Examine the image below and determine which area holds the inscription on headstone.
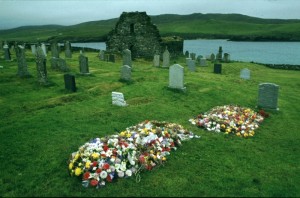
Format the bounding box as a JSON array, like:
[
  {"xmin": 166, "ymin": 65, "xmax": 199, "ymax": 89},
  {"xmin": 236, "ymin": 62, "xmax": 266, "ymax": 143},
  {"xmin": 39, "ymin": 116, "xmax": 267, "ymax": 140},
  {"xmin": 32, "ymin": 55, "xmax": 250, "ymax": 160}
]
[
  {"xmin": 169, "ymin": 64, "xmax": 186, "ymax": 91},
  {"xmin": 64, "ymin": 74, "xmax": 76, "ymax": 92},
  {"xmin": 112, "ymin": 92, "xmax": 127, "ymax": 106},
  {"xmin": 257, "ymin": 83, "xmax": 279, "ymax": 110}
]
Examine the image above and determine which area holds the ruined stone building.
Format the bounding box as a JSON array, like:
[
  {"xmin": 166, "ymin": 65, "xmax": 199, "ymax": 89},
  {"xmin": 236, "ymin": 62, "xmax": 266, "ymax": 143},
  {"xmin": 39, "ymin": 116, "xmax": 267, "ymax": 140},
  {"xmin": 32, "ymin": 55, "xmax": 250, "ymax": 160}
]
[{"xmin": 106, "ymin": 12, "xmax": 162, "ymax": 59}]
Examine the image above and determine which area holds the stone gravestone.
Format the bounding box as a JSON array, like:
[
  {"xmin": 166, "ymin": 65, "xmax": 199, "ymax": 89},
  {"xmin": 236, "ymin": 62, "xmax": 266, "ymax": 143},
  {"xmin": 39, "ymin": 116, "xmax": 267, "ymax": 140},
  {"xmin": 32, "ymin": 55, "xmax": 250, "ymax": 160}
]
[
  {"xmin": 186, "ymin": 57, "xmax": 192, "ymax": 65},
  {"xmin": 153, "ymin": 54, "xmax": 160, "ymax": 67},
  {"xmin": 51, "ymin": 42, "xmax": 59, "ymax": 58},
  {"xmin": 169, "ymin": 64, "xmax": 186, "ymax": 91},
  {"xmin": 99, "ymin": 50, "xmax": 105, "ymax": 61},
  {"xmin": 79, "ymin": 54, "xmax": 90, "ymax": 75},
  {"xmin": 3, "ymin": 44, "xmax": 11, "ymax": 61},
  {"xmin": 51, "ymin": 58, "xmax": 70, "ymax": 72},
  {"xmin": 15, "ymin": 44, "xmax": 31, "ymax": 77},
  {"xmin": 41, "ymin": 43, "xmax": 47, "ymax": 56},
  {"xmin": 187, "ymin": 59, "xmax": 196, "ymax": 72},
  {"xmin": 257, "ymin": 83, "xmax": 279, "ymax": 110},
  {"xmin": 31, "ymin": 45, "xmax": 36, "ymax": 55},
  {"xmin": 214, "ymin": 63, "xmax": 222, "ymax": 74},
  {"xmin": 240, "ymin": 68, "xmax": 250, "ymax": 80},
  {"xmin": 36, "ymin": 46, "xmax": 48, "ymax": 85},
  {"xmin": 184, "ymin": 50, "xmax": 189, "ymax": 58},
  {"xmin": 120, "ymin": 65, "xmax": 131, "ymax": 81},
  {"xmin": 64, "ymin": 74, "xmax": 76, "ymax": 92},
  {"xmin": 109, "ymin": 54, "xmax": 115, "ymax": 63},
  {"xmin": 200, "ymin": 58, "xmax": 207, "ymax": 66},
  {"xmin": 112, "ymin": 92, "xmax": 127, "ymax": 106},
  {"xmin": 223, "ymin": 53, "xmax": 230, "ymax": 62},
  {"xmin": 122, "ymin": 49, "xmax": 132, "ymax": 67},
  {"xmin": 216, "ymin": 46, "xmax": 223, "ymax": 62},
  {"xmin": 162, "ymin": 47, "xmax": 170, "ymax": 68},
  {"xmin": 190, "ymin": 53, "xmax": 196, "ymax": 60},
  {"xmin": 65, "ymin": 41, "xmax": 72, "ymax": 58},
  {"xmin": 210, "ymin": 53, "xmax": 215, "ymax": 62},
  {"xmin": 196, "ymin": 55, "xmax": 203, "ymax": 64}
]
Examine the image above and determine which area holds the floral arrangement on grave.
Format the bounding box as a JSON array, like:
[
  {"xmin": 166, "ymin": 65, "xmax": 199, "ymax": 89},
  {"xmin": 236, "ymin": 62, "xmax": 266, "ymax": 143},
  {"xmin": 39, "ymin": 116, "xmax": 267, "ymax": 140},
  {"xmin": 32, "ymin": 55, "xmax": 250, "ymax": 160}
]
[
  {"xmin": 189, "ymin": 105, "xmax": 269, "ymax": 137},
  {"xmin": 68, "ymin": 120, "xmax": 199, "ymax": 188}
]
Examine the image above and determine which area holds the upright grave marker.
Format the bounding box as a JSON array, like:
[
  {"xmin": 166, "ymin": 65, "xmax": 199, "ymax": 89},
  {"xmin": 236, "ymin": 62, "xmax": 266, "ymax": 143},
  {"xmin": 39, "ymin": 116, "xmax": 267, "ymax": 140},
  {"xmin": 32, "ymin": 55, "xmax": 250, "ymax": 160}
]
[
  {"xmin": 65, "ymin": 41, "xmax": 72, "ymax": 58},
  {"xmin": 36, "ymin": 46, "xmax": 48, "ymax": 85},
  {"xmin": 122, "ymin": 49, "xmax": 132, "ymax": 67},
  {"xmin": 187, "ymin": 59, "xmax": 196, "ymax": 72},
  {"xmin": 214, "ymin": 63, "xmax": 222, "ymax": 74},
  {"xmin": 3, "ymin": 44, "xmax": 11, "ymax": 61},
  {"xmin": 162, "ymin": 47, "xmax": 170, "ymax": 68},
  {"xmin": 112, "ymin": 92, "xmax": 127, "ymax": 106},
  {"xmin": 120, "ymin": 65, "xmax": 131, "ymax": 81},
  {"xmin": 240, "ymin": 68, "xmax": 250, "ymax": 80},
  {"xmin": 169, "ymin": 64, "xmax": 186, "ymax": 91},
  {"xmin": 41, "ymin": 43, "xmax": 47, "ymax": 56},
  {"xmin": 190, "ymin": 53, "xmax": 196, "ymax": 60},
  {"xmin": 51, "ymin": 42, "xmax": 59, "ymax": 58},
  {"xmin": 200, "ymin": 58, "xmax": 207, "ymax": 66},
  {"xmin": 64, "ymin": 74, "xmax": 77, "ymax": 92},
  {"xmin": 15, "ymin": 44, "xmax": 31, "ymax": 77},
  {"xmin": 153, "ymin": 54, "xmax": 160, "ymax": 67},
  {"xmin": 79, "ymin": 54, "xmax": 90, "ymax": 75},
  {"xmin": 257, "ymin": 83, "xmax": 279, "ymax": 110}
]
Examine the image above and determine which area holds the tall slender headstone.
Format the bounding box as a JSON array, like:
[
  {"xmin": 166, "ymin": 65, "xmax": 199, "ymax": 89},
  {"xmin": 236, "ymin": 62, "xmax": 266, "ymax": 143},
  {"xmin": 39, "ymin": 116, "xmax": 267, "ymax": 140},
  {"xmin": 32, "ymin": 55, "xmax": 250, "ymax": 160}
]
[
  {"xmin": 162, "ymin": 47, "xmax": 170, "ymax": 68},
  {"xmin": 169, "ymin": 64, "xmax": 186, "ymax": 91},
  {"xmin": 257, "ymin": 83, "xmax": 279, "ymax": 110},
  {"xmin": 31, "ymin": 45, "xmax": 36, "ymax": 55},
  {"xmin": 51, "ymin": 42, "xmax": 59, "ymax": 58},
  {"xmin": 216, "ymin": 46, "xmax": 223, "ymax": 62},
  {"xmin": 3, "ymin": 44, "xmax": 11, "ymax": 61},
  {"xmin": 41, "ymin": 43, "xmax": 47, "ymax": 56},
  {"xmin": 36, "ymin": 46, "xmax": 48, "ymax": 85},
  {"xmin": 64, "ymin": 74, "xmax": 76, "ymax": 92},
  {"xmin": 153, "ymin": 54, "xmax": 160, "ymax": 67},
  {"xmin": 190, "ymin": 53, "xmax": 196, "ymax": 60},
  {"xmin": 184, "ymin": 50, "xmax": 189, "ymax": 58},
  {"xmin": 187, "ymin": 59, "xmax": 196, "ymax": 72},
  {"xmin": 120, "ymin": 65, "xmax": 131, "ymax": 81},
  {"xmin": 122, "ymin": 49, "xmax": 132, "ymax": 67},
  {"xmin": 15, "ymin": 44, "xmax": 31, "ymax": 77},
  {"xmin": 99, "ymin": 50, "xmax": 105, "ymax": 60},
  {"xmin": 210, "ymin": 53, "xmax": 215, "ymax": 62},
  {"xmin": 79, "ymin": 54, "xmax": 90, "ymax": 75},
  {"xmin": 65, "ymin": 41, "xmax": 72, "ymax": 58}
]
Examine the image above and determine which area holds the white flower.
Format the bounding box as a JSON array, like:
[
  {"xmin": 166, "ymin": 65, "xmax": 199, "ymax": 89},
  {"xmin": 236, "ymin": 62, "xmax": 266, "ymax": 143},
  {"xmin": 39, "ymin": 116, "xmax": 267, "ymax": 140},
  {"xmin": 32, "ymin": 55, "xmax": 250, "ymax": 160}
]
[
  {"xmin": 125, "ymin": 169, "xmax": 132, "ymax": 177},
  {"xmin": 118, "ymin": 171, "xmax": 124, "ymax": 178},
  {"xmin": 100, "ymin": 171, "xmax": 107, "ymax": 179}
]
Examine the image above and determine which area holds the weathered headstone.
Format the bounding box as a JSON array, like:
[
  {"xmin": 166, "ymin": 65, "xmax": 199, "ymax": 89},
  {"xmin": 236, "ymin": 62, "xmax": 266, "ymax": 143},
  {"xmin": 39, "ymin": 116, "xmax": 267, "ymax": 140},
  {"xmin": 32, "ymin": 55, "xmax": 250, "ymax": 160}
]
[
  {"xmin": 65, "ymin": 41, "xmax": 72, "ymax": 58},
  {"xmin": 162, "ymin": 47, "xmax": 170, "ymax": 68},
  {"xmin": 51, "ymin": 57, "xmax": 70, "ymax": 72},
  {"xmin": 214, "ymin": 63, "xmax": 222, "ymax": 74},
  {"xmin": 187, "ymin": 59, "xmax": 196, "ymax": 72},
  {"xmin": 15, "ymin": 44, "xmax": 31, "ymax": 77},
  {"xmin": 31, "ymin": 45, "xmax": 36, "ymax": 55},
  {"xmin": 184, "ymin": 50, "xmax": 189, "ymax": 57},
  {"xmin": 120, "ymin": 65, "xmax": 131, "ymax": 81},
  {"xmin": 223, "ymin": 53, "xmax": 230, "ymax": 62},
  {"xmin": 190, "ymin": 53, "xmax": 196, "ymax": 60},
  {"xmin": 240, "ymin": 68, "xmax": 250, "ymax": 80},
  {"xmin": 257, "ymin": 83, "xmax": 279, "ymax": 110},
  {"xmin": 186, "ymin": 58, "xmax": 192, "ymax": 65},
  {"xmin": 153, "ymin": 54, "xmax": 160, "ymax": 67},
  {"xmin": 64, "ymin": 74, "xmax": 76, "ymax": 92},
  {"xmin": 3, "ymin": 44, "xmax": 11, "ymax": 61},
  {"xmin": 51, "ymin": 42, "xmax": 59, "ymax": 58},
  {"xmin": 112, "ymin": 91, "xmax": 127, "ymax": 106},
  {"xmin": 109, "ymin": 54, "xmax": 115, "ymax": 63},
  {"xmin": 41, "ymin": 43, "xmax": 47, "ymax": 56},
  {"xmin": 99, "ymin": 50, "xmax": 105, "ymax": 61},
  {"xmin": 200, "ymin": 58, "xmax": 207, "ymax": 66},
  {"xmin": 196, "ymin": 55, "xmax": 203, "ymax": 63},
  {"xmin": 169, "ymin": 64, "xmax": 186, "ymax": 91},
  {"xmin": 216, "ymin": 46, "xmax": 223, "ymax": 61},
  {"xmin": 210, "ymin": 53, "xmax": 215, "ymax": 62},
  {"xmin": 122, "ymin": 49, "xmax": 132, "ymax": 67},
  {"xmin": 36, "ymin": 46, "xmax": 48, "ymax": 85},
  {"xmin": 79, "ymin": 54, "xmax": 89, "ymax": 75}
]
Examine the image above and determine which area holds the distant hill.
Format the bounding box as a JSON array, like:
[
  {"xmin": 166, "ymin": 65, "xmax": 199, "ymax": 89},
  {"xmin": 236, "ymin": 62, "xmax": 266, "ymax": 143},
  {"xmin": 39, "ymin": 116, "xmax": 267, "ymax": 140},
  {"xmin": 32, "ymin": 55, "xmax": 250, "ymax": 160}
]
[{"xmin": 1, "ymin": 13, "xmax": 300, "ymax": 42}]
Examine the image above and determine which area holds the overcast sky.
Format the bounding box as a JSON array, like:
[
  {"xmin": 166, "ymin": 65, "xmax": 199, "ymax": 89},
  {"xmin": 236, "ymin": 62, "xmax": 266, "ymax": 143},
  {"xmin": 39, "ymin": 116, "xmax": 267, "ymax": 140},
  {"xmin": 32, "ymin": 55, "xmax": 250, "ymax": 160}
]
[{"xmin": 1, "ymin": 0, "xmax": 300, "ymax": 30}]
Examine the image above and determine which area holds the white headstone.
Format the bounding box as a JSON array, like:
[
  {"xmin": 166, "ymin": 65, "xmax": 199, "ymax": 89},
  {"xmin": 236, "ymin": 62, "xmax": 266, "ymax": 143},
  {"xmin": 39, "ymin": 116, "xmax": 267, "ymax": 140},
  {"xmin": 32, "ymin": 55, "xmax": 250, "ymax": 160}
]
[
  {"xmin": 169, "ymin": 64, "xmax": 186, "ymax": 91},
  {"xmin": 31, "ymin": 45, "xmax": 36, "ymax": 54},
  {"xmin": 41, "ymin": 43, "xmax": 47, "ymax": 57},
  {"xmin": 240, "ymin": 68, "xmax": 250, "ymax": 80},
  {"xmin": 112, "ymin": 92, "xmax": 128, "ymax": 106},
  {"xmin": 153, "ymin": 54, "xmax": 160, "ymax": 67}
]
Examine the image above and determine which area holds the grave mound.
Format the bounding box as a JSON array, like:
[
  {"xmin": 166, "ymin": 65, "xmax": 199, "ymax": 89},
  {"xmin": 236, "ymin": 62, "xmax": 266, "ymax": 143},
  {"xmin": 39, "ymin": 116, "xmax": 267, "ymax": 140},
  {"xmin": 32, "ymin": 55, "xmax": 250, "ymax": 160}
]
[
  {"xmin": 68, "ymin": 120, "xmax": 199, "ymax": 188},
  {"xmin": 189, "ymin": 105, "xmax": 268, "ymax": 137}
]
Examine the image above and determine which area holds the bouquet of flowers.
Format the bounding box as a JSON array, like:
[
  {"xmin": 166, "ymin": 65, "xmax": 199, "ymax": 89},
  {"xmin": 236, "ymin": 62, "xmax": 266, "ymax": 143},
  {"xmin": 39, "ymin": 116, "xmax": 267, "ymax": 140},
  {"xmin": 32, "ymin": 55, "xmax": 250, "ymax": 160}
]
[
  {"xmin": 189, "ymin": 105, "xmax": 267, "ymax": 137},
  {"xmin": 68, "ymin": 120, "xmax": 200, "ymax": 188}
]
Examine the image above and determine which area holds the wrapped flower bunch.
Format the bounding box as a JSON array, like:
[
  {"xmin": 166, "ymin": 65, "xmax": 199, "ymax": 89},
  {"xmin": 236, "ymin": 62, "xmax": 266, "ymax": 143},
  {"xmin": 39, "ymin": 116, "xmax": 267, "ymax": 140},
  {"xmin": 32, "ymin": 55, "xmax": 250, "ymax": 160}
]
[
  {"xmin": 189, "ymin": 105, "xmax": 267, "ymax": 137},
  {"xmin": 68, "ymin": 120, "xmax": 200, "ymax": 188}
]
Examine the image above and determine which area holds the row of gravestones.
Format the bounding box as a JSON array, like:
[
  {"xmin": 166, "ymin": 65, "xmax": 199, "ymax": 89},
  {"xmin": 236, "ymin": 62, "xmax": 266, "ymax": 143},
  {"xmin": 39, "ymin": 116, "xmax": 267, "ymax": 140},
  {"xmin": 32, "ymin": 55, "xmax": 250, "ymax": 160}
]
[{"xmin": 184, "ymin": 46, "xmax": 230, "ymax": 64}]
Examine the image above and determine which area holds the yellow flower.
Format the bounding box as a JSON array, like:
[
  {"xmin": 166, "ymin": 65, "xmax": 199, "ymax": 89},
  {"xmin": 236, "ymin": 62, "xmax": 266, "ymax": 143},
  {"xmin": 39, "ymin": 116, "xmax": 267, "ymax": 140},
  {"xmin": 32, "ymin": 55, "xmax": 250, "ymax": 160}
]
[
  {"xmin": 69, "ymin": 162, "xmax": 73, "ymax": 170},
  {"xmin": 126, "ymin": 133, "xmax": 131, "ymax": 138},
  {"xmin": 91, "ymin": 153, "xmax": 99, "ymax": 159},
  {"xmin": 221, "ymin": 124, "xmax": 226, "ymax": 129},
  {"xmin": 236, "ymin": 132, "xmax": 241, "ymax": 136},
  {"xmin": 85, "ymin": 161, "xmax": 91, "ymax": 169},
  {"xmin": 162, "ymin": 157, "xmax": 166, "ymax": 161},
  {"xmin": 244, "ymin": 133, "xmax": 249, "ymax": 137},
  {"xmin": 75, "ymin": 167, "xmax": 82, "ymax": 176},
  {"xmin": 74, "ymin": 153, "xmax": 80, "ymax": 160},
  {"xmin": 152, "ymin": 129, "xmax": 156, "ymax": 133},
  {"xmin": 150, "ymin": 150, "xmax": 154, "ymax": 154},
  {"xmin": 226, "ymin": 128, "xmax": 231, "ymax": 133}
]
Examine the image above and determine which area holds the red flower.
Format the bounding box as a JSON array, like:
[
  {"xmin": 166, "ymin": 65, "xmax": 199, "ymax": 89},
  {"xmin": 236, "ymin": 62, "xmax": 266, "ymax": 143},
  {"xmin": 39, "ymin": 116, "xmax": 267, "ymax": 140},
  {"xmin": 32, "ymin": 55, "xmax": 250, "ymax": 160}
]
[
  {"xmin": 106, "ymin": 174, "xmax": 113, "ymax": 182},
  {"xmin": 92, "ymin": 161, "xmax": 98, "ymax": 167},
  {"xmin": 139, "ymin": 155, "xmax": 145, "ymax": 163},
  {"xmin": 90, "ymin": 179, "xmax": 98, "ymax": 186},
  {"xmin": 96, "ymin": 168, "xmax": 102, "ymax": 174},
  {"xmin": 83, "ymin": 172, "xmax": 90, "ymax": 180},
  {"xmin": 146, "ymin": 165, "xmax": 152, "ymax": 170},
  {"xmin": 102, "ymin": 163, "xmax": 110, "ymax": 170},
  {"xmin": 103, "ymin": 145, "xmax": 109, "ymax": 152},
  {"xmin": 101, "ymin": 153, "xmax": 106, "ymax": 158}
]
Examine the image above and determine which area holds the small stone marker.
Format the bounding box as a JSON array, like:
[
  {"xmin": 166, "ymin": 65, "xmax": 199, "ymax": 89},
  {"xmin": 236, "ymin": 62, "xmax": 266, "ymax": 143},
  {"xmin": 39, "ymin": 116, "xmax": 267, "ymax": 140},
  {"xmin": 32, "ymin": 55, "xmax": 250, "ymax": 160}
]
[
  {"xmin": 162, "ymin": 47, "xmax": 170, "ymax": 68},
  {"xmin": 112, "ymin": 92, "xmax": 127, "ymax": 106},
  {"xmin": 184, "ymin": 50, "xmax": 189, "ymax": 57},
  {"xmin": 120, "ymin": 65, "xmax": 131, "ymax": 81},
  {"xmin": 210, "ymin": 53, "xmax": 215, "ymax": 62},
  {"xmin": 51, "ymin": 57, "xmax": 70, "ymax": 72},
  {"xmin": 217, "ymin": 46, "xmax": 223, "ymax": 61},
  {"xmin": 169, "ymin": 64, "xmax": 186, "ymax": 91},
  {"xmin": 190, "ymin": 53, "xmax": 196, "ymax": 60},
  {"xmin": 99, "ymin": 50, "xmax": 105, "ymax": 61},
  {"xmin": 3, "ymin": 44, "xmax": 11, "ymax": 61},
  {"xmin": 240, "ymin": 68, "xmax": 250, "ymax": 80},
  {"xmin": 200, "ymin": 58, "xmax": 207, "ymax": 66},
  {"xmin": 186, "ymin": 57, "xmax": 192, "ymax": 65},
  {"xmin": 79, "ymin": 54, "xmax": 90, "ymax": 75},
  {"xmin": 31, "ymin": 45, "xmax": 36, "ymax": 54},
  {"xmin": 41, "ymin": 43, "xmax": 47, "ymax": 56},
  {"xmin": 122, "ymin": 49, "xmax": 132, "ymax": 67},
  {"xmin": 257, "ymin": 83, "xmax": 279, "ymax": 110},
  {"xmin": 65, "ymin": 41, "xmax": 72, "ymax": 58},
  {"xmin": 64, "ymin": 74, "xmax": 76, "ymax": 92},
  {"xmin": 214, "ymin": 63, "xmax": 222, "ymax": 74},
  {"xmin": 187, "ymin": 59, "xmax": 196, "ymax": 72},
  {"xmin": 223, "ymin": 53, "xmax": 230, "ymax": 62},
  {"xmin": 153, "ymin": 54, "xmax": 160, "ymax": 67}
]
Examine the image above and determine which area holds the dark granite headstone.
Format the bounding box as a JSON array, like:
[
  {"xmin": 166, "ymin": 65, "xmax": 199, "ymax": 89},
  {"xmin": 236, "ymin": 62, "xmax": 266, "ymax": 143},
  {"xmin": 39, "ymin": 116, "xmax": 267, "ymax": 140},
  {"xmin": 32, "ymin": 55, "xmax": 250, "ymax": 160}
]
[
  {"xmin": 109, "ymin": 54, "xmax": 115, "ymax": 63},
  {"xmin": 214, "ymin": 63, "xmax": 222, "ymax": 74},
  {"xmin": 64, "ymin": 74, "xmax": 76, "ymax": 92}
]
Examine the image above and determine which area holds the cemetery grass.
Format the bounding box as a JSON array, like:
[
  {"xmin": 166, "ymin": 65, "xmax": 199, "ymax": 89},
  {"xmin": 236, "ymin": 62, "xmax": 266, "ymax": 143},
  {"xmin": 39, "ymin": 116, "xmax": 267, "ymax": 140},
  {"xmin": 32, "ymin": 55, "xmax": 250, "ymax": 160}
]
[{"xmin": 0, "ymin": 51, "xmax": 299, "ymax": 197}]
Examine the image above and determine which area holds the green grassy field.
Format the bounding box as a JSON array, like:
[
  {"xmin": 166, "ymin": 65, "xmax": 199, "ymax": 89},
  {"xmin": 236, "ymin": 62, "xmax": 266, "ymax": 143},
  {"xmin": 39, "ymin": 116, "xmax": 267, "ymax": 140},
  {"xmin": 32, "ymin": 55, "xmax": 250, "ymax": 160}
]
[{"xmin": 0, "ymin": 49, "xmax": 299, "ymax": 197}]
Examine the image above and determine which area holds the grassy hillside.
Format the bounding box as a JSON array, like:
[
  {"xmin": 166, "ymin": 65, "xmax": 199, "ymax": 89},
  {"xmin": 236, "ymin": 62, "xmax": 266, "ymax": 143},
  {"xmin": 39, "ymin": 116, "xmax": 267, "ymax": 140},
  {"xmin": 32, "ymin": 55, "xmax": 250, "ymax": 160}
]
[
  {"xmin": 0, "ymin": 49, "xmax": 299, "ymax": 197},
  {"xmin": 1, "ymin": 13, "xmax": 300, "ymax": 42}
]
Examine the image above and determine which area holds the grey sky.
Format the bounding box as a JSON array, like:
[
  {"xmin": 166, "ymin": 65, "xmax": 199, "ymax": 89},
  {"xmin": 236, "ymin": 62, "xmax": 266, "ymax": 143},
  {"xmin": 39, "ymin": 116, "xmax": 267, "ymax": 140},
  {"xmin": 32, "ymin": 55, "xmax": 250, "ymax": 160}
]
[{"xmin": 1, "ymin": 0, "xmax": 300, "ymax": 30}]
